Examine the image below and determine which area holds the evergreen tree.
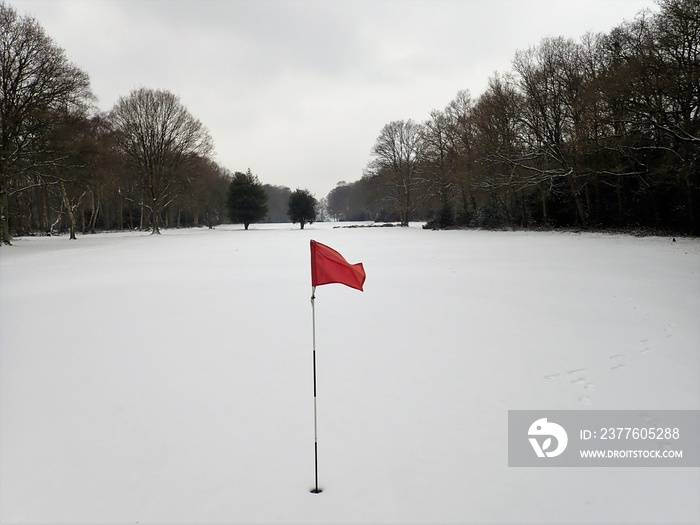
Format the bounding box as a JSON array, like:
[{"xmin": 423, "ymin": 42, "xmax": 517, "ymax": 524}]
[
  {"xmin": 226, "ymin": 170, "xmax": 268, "ymax": 229},
  {"xmin": 287, "ymin": 189, "xmax": 317, "ymax": 229}
]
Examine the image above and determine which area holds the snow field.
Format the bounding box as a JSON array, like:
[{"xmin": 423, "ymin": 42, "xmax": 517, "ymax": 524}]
[{"xmin": 1, "ymin": 224, "xmax": 699, "ymax": 523}]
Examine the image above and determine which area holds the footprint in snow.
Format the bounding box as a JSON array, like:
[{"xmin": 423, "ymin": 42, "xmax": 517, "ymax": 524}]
[
  {"xmin": 663, "ymin": 323, "xmax": 675, "ymax": 339},
  {"xmin": 611, "ymin": 363, "xmax": 626, "ymax": 371}
]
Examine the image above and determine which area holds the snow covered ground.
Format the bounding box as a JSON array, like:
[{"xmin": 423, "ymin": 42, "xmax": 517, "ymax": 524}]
[{"xmin": 1, "ymin": 223, "xmax": 699, "ymax": 524}]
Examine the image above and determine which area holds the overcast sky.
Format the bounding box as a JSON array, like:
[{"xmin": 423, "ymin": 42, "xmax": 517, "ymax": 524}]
[{"xmin": 12, "ymin": 0, "xmax": 658, "ymax": 198}]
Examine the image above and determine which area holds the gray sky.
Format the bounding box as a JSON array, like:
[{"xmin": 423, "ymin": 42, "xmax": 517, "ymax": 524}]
[{"xmin": 12, "ymin": 0, "xmax": 658, "ymax": 198}]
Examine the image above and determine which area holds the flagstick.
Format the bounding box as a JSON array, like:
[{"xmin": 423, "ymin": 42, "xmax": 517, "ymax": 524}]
[{"xmin": 310, "ymin": 286, "xmax": 322, "ymax": 494}]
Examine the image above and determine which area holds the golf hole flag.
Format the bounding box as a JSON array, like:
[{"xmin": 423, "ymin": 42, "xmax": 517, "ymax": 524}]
[
  {"xmin": 308, "ymin": 240, "xmax": 365, "ymax": 493},
  {"xmin": 310, "ymin": 240, "xmax": 366, "ymax": 291}
]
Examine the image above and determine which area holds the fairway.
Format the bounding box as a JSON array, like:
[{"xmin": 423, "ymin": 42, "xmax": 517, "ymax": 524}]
[{"xmin": 1, "ymin": 224, "xmax": 699, "ymax": 523}]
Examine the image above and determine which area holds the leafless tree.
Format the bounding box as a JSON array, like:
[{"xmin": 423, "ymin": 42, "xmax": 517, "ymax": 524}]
[
  {"xmin": 367, "ymin": 119, "xmax": 426, "ymax": 226},
  {"xmin": 0, "ymin": 2, "xmax": 93, "ymax": 244},
  {"xmin": 612, "ymin": 0, "xmax": 700, "ymax": 231},
  {"xmin": 110, "ymin": 87, "xmax": 213, "ymax": 234},
  {"xmin": 422, "ymin": 109, "xmax": 456, "ymax": 218},
  {"xmin": 512, "ymin": 37, "xmax": 591, "ymax": 227},
  {"xmin": 444, "ymin": 89, "xmax": 482, "ymax": 220},
  {"xmin": 470, "ymin": 73, "xmax": 531, "ymax": 225}
]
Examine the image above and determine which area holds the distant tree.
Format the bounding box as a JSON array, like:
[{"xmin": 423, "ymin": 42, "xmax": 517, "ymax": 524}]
[
  {"xmin": 513, "ymin": 37, "xmax": 589, "ymax": 228},
  {"xmin": 170, "ymin": 157, "xmax": 228, "ymax": 229},
  {"xmin": 327, "ymin": 181, "xmax": 351, "ymax": 221},
  {"xmin": 470, "ymin": 73, "xmax": 527, "ymax": 226},
  {"xmin": 226, "ymin": 169, "xmax": 268, "ymax": 229},
  {"xmin": 422, "ymin": 107, "xmax": 461, "ymax": 227},
  {"xmin": 367, "ymin": 119, "xmax": 426, "ymax": 226},
  {"xmin": 262, "ymin": 184, "xmax": 292, "ymax": 222},
  {"xmin": 110, "ymin": 87, "xmax": 213, "ymax": 234},
  {"xmin": 0, "ymin": 2, "xmax": 93, "ymax": 244},
  {"xmin": 444, "ymin": 89, "xmax": 479, "ymax": 223},
  {"xmin": 288, "ymin": 189, "xmax": 317, "ymax": 229}
]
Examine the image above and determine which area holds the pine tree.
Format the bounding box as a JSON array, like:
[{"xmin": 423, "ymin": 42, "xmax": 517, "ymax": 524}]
[
  {"xmin": 226, "ymin": 170, "xmax": 268, "ymax": 229},
  {"xmin": 287, "ymin": 189, "xmax": 317, "ymax": 229}
]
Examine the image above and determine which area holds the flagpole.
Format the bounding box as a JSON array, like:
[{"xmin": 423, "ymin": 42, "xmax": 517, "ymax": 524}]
[{"xmin": 310, "ymin": 286, "xmax": 322, "ymax": 494}]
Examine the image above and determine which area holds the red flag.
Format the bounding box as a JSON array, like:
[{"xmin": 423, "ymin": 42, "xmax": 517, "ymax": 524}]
[{"xmin": 310, "ymin": 240, "xmax": 365, "ymax": 291}]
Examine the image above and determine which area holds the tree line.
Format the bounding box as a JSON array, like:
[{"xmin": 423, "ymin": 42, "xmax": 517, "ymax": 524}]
[
  {"xmin": 329, "ymin": 0, "xmax": 698, "ymax": 234},
  {"xmin": 2, "ymin": 0, "xmax": 697, "ymax": 243},
  {"xmin": 0, "ymin": 2, "xmax": 322, "ymax": 244}
]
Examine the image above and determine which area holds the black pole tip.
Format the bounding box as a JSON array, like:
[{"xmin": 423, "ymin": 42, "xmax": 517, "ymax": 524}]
[{"xmin": 310, "ymin": 488, "xmax": 323, "ymax": 494}]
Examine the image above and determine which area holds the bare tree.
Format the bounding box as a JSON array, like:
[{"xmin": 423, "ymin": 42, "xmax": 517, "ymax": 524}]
[
  {"xmin": 513, "ymin": 37, "xmax": 590, "ymax": 227},
  {"xmin": 367, "ymin": 119, "xmax": 426, "ymax": 226},
  {"xmin": 471, "ymin": 73, "xmax": 530, "ymax": 225},
  {"xmin": 326, "ymin": 181, "xmax": 351, "ymax": 221},
  {"xmin": 422, "ymin": 109, "xmax": 456, "ymax": 222},
  {"xmin": 444, "ymin": 89, "xmax": 481, "ymax": 221},
  {"xmin": 0, "ymin": 2, "xmax": 93, "ymax": 244},
  {"xmin": 613, "ymin": 0, "xmax": 700, "ymax": 232},
  {"xmin": 110, "ymin": 87, "xmax": 213, "ymax": 234}
]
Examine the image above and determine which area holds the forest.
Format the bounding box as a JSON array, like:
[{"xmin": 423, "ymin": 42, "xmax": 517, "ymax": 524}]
[
  {"xmin": 1, "ymin": 0, "xmax": 698, "ymax": 244},
  {"xmin": 332, "ymin": 0, "xmax": 699, "ymax": 234}
]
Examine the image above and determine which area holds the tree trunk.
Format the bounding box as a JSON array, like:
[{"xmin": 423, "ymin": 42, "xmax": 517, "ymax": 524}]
[
  {"xmin": 79, "ymin": 198, "xmax": 86, "ymax": 235},
  {"xmin": 42, "ymin": 184, "xmax": 51, "ymax": 235},
  {"xmin": 684, "ymin": 168, "xmax": 696, "ymax": 234},
  {"xmin": 594, "ymin": 174, "xmax": 601, "ymax": 226},
  {"xmin": 540, "ymin": 182, "xmax": 549, "ymax": 225},
  {"xmin": 59, "ymin": 181, "xmax": 77, "ymax": 240},
  {"xmin": 567, "ymin": 174, "xmax": 588, "ymax": 228},
  {"xmin": 89, "ymin": 191, "xmax": 100, "ymax": 233},
  {"xmin": 118, "ymin": 193, "xmax": 124, "ymax": 231},
  {"xmin": 139, "ymin": 197, "xmax": 146, "ymax": 231},
  {"xmin": 103, "ymin": 199, "xmax": 110, "ymax": 231},
  {"xmin": 520, "ymin": 188, "xmax": 528, "ymax": 226},
  {"xmin": 403, "ymin": 179, "xmax": 411, "ymax": 226},
  {"xmin": 51, "ymin": 200, "xmax": 63, "ymax": 234},
  {"xmin": 152, "ymin": 197, "xmax": 161, "ymax": 234},
  {"xmin": 0, "ymin": 173, "xmax": 12, "ymax": 245}
]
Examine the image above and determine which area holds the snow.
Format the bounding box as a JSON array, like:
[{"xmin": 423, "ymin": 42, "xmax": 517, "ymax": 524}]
[{"xmin": 1, "ymin": 223, "xmax": 699, "ymax": 524}]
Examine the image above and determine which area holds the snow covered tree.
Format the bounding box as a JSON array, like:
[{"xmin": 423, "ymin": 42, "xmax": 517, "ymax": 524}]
[{"xmin": 226, "ymin": 169, "xmax": 268, "ymax": 229}]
